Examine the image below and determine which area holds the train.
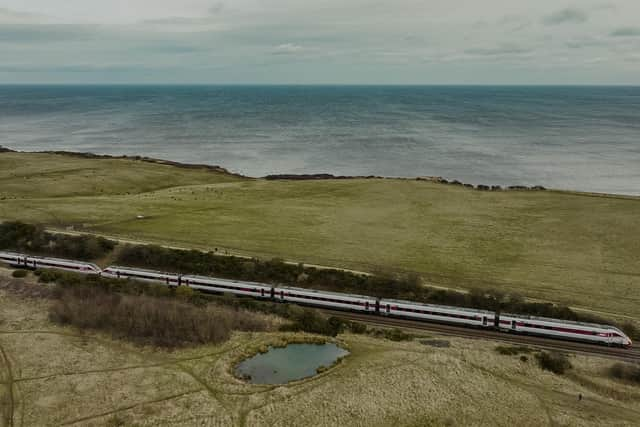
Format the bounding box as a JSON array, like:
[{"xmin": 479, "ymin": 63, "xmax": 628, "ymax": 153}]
[{"xmin": 0, "ymin": 250, "xmax": 632, "ymax": 348}]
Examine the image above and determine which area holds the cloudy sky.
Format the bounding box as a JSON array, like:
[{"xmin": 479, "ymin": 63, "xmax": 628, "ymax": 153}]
[{"xmin": 1, "ymin": 0, "xmax": 639, "ymax": 84}]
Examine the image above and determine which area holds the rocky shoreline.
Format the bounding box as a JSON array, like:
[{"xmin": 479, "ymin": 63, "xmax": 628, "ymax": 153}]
[{"xmin": 2, "ymin": 146, "xmax": 546, "ymax": 191}]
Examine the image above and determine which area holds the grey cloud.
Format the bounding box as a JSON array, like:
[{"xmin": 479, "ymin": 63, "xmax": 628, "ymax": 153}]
[
  {"xmin": 0, "ymin": 25, "xmax": 98, "ymax": 43},
  {"xmin": 610, "ymin": 27, "xmax": 640, "ymax": 37},
  {"xmin": 542, "ymin": 8, "xmax": 588, "ymax": 26},
  {"xmin": 464, "ymin": 44, "xmax": 533, "ymax": 56},
  {"xmin": 0, "ymin": 64, "xmax": 146, "ymax": 73},
  {"xmin": 566, "ymin": 37, "xmax": 607, "ymax": 49},
  {"xmin": 208, "ymin": 3, "xmax": 225, "ymax": 15},
  {"xmin": 271, "ymin": 43, "xmax": 306, "ymax": 55}
]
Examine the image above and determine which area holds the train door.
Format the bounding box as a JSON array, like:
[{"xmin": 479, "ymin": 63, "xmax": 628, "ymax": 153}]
[
  {"xmin": 482, "ymin": 316, "xmax": 488, "ymax": 326},
  {"xmin": 365, "ymin": 301, "xmax": 369, "ymax": 311},
  {"xmin": 385, "ymin": 304, "xmax": 390, "ymax": 314},
  {"xmin": 261, "ymin": 288, "xmax": 265, "ymax": 298},
  {"xmin": 280, "ymin": 290, "xmax": 284, "ymax": 300},
  {"xmin": 511, "ymin": 320, "xmax": 517, "ymax": 331}
]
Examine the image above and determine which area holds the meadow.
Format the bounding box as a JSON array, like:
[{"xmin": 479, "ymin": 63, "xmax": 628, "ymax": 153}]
[
  {"xmin": 1, "ymin": 269, "xmax": 639, "ymax": 426},
  {"xmin": 1, "ymin": 152, "xmax": 639, "ymax": 318}
]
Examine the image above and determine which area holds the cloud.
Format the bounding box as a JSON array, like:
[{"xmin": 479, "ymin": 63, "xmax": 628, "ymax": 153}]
[
  {"xmin": 464, "ymin": 44, "xmax": 533, "ymax": 57},
  {"xmin": 565, "ymin": 37, "xmax": 607, "ymax": 49},
  {"xmin": 542, "ymin": 8, "xmax": 588, "ymax": 26},
  {"xmin": 0, "ymin": 64, "xmax": 146, "ymax": 73},
  {"xmin": 610, "ymin": 27, "xmax": 640, "ymax": 37},
  {"xmin": 272, "ymin": 43, "xmax": 306, "ymax": 55},
  {"xmin": 0, "ymin": 25, "xmax": 98, "ymax": 43}
]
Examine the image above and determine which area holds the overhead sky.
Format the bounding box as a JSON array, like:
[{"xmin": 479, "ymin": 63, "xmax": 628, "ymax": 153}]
[{"xmin": 1, "ymin": 1, "xmax": 639, "ymax": 84}]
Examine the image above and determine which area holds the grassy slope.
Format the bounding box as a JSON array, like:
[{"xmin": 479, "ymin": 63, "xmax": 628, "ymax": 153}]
[
  {"xmin": 1, "ymin": 275, "xmax": 639, "ymax": 426},
  {"xmin": 1, "ymin": 152, "xmax": 639, "ymax": 317}
]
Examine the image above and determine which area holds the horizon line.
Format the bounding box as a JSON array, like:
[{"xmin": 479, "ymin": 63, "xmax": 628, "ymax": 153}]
[{"xmin": 1, "ymin": 83, "xmax": 640, "ymax": 87}]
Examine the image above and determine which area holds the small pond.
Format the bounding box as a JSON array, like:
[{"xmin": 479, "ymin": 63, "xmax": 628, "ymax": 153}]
[{"xmin": 235, "ymin": 343, "xmax": 349, "ymax": 384}]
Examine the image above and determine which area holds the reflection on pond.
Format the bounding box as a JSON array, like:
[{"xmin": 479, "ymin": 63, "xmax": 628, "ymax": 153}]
[{"xmin": 236, "ymin": 343, "xmax": 349, "ymax": 384}]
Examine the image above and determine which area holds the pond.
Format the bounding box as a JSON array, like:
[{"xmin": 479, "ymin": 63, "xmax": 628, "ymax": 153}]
[{"xmin": 235, "ymin": 342, "xmax": 349, "ymax": 384}]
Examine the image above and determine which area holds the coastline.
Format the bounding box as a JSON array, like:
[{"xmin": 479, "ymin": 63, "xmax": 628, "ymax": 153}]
[
  {"xmin": 3, "ymin": 145, "xmax": 640, "ymax": 199},
  {"xmin": 0, "ymin": 145, "xmax": 553, "ymax": 193}
]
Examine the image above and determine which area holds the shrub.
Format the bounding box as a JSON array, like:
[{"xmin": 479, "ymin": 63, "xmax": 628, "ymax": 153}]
[
  {"xmin": 495, "ymin": 345, "xmax": 533, "ymax": 356},
  {"xmin": 621, "ymin": 322, "xmax": 640, "ymax": 341},
  {"xmin": 38, "ymin": 269, "xmax": 65, "ymax": 283},
  {"xmin": 11, "ymin": 269, "xmax": 28, "ymax": 278},
  {"xmin": 369, "ymin": 327, "xmax": 414, "ymax": 341},
  {"xmin": 0, "ymin": 221, "xmax": 115, "ymax": 261},
  {"xmin": 175, "ymin": 285, "xmax": 195, "ymax": 300},
  {"xmin": 347, "ymin": 321, "xmax": 368, "ymax": 334},
  {"xmin": 535, "ymin": 351, "xmax": 572, "ymax": 375},
  {"xmin": 608, "ymin": 363, "xmax": 640, "ymax": 385},
  {"xmin": 49, "ymin": 285, "xmax": 271, "ymax": 347},
  {"xmin": 280, "ymin": 309, "xmax": 344, "ymax": 337}
]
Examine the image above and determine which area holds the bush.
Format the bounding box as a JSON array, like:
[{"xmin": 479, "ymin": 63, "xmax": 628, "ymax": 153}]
[
  {"xmin": 0, "ymin": 221, "xmax": 115, "ymax": 261},
  {"xmin": 621, "ymin": 322, "xmax": 640, "ymax": 341},
  {"xmin": 11, "ymin": 269, "xmax": 28, "ymax": 278},
  {"xmin": 280, "ymin": 309, "xmax": 344, "ymax": 337},
  {"xmin": 37, "ymin": 269, "xmax": 65, "ymax": 283},
  {"xmin": 49, "ymin": 284, "xmax": 271, "ymax": 347},
  {"xmin": 495, "ymin": 345, "xmax": 533, "ymax": 356},
  {"xmin": 347, "ymin": 321, "xmax": 368, "ymax": 334},
  {"xmin": 535, "ymin": 351, "xmax": 572, "ymax": 374},
  {"xmin": 369, "ymin": 327, "xmax": 414, "ymax": 341},
  {"xmin": 608, "ymin": 363, "xmax": 640, "ymax": 385}
]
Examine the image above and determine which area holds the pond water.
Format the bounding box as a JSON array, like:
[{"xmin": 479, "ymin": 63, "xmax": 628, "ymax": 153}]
[{"xmin": 235, "ymin": 343, "xmax": 349, "ymax": 384}]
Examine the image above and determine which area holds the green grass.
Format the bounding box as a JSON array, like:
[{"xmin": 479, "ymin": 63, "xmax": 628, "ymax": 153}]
[{"xmin": 1, "ymin": 152, "xmax": 639, "ymax": 318}]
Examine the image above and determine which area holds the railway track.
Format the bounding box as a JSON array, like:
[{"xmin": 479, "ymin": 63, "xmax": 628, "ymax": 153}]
[{"xmin": 320, "ymin": 309, "xmax": 640, "ymax": 362}]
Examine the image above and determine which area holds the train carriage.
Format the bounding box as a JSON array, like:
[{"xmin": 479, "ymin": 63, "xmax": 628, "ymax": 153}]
[
  {"xmin": 498, "ymin": 313, "xmax": 632, "ymax": 347},
  {"xmin": 182, "ymin": 275, "xmax": 273, "ymax": 298},
  {"xmin": 102, "ymin": 266, "xmax": 180, "ymax": 286},
  {"xmin": 0, "ymin": 251, "xmax": 101, "ymax": 274},
  {"xmin": 379, "ymin": 298, "xmax": 496, "ymax": 328},
  {"xmin": 276, "ymin": 286, "xmax": 378, "ymax": 313},
  {"xmin": 0, "ymin": 251, "xmax": 23, "ymax": 266}
]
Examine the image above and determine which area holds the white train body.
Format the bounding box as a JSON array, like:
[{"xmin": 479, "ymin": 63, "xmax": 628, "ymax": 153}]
[
  {"xmin": 499, "ymin": 314, "xmax": 631, "ymax": 347},
  {"xmin": 276, "ymin": 286, "xmax": 378, "ymax": 313},
  {"xmin": 380, "ymin": 298, "xmax": 496, "ymax": 328},
  {"xmin": 1, "ymin": 251, "xmax": 633, "ymax": 348},
  {"xmin": 102, "ymin": 266, "xmax": 180, "ymax": 286},
  {"xmin": 0, "ymin": 251, "xmax": 100, "ymax": 274},
  {"xmin": 183, "ymin": 275, "xmax": 273, "ymax": 299}
]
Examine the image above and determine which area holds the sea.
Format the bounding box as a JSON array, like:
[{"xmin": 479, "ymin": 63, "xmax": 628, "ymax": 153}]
[{"xmin": 1, "ymin": 85, "xmax": 639, "ymax": 195}]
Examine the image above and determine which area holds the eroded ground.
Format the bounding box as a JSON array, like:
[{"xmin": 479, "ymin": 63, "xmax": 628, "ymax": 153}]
[{"xmin": 0, "ymin": 271, "xmax": 639, "ymax": 427}]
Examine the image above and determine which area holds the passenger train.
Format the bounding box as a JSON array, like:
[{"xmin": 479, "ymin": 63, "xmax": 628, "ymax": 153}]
[{"xmin": 0, "ymin": 251, "xmax": 632, "ymax": 348}]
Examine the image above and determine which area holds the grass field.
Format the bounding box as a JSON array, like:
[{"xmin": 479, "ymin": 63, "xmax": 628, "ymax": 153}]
[
  {"xmin": 1, "ymin": 270, "xmax": 639, "ymax": 426},
  {"xmin": 1, "ymin": 152, "xmax": 639, "ymax": 318}
]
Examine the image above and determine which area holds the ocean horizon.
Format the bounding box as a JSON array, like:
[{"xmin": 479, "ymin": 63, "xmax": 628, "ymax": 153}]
[{"xmin": 1, "ymin": 84, "xmax": 639, "ymax": 195}]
